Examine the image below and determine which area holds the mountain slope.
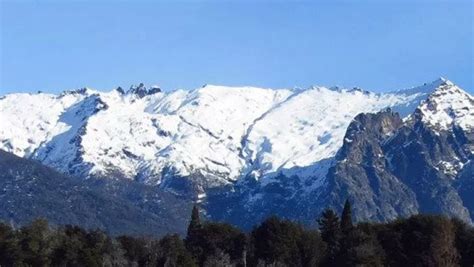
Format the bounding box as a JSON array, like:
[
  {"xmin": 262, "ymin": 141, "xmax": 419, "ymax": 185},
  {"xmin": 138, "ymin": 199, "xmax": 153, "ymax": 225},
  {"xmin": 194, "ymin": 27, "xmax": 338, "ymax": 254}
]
[
  {"xmin": 0, "ymin": 78, "xmax": 472, "ymax": 230},
  {"xmin": 0, "ymin": 81, "xmax": 436, "ymax": 197},
  {"xmin": 0, "ymin": 149, "xmax": 191, "ymax": 236},
  {"xmin": 206, "ymin": 79, "xmax": 474, "ymax": 228},
  {"xmin": 324, "ymin": 79, "xmax": 473, "ymax": 223}
]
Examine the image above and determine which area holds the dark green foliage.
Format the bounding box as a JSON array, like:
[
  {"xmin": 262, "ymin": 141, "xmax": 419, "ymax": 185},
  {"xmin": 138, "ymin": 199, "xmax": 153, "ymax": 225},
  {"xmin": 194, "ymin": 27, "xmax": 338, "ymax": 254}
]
[
  {"xmin": 318, "ymin": 209, "xmax": 341, "ymax": 265},
  {"xmin": 117, "ymin": 235, "xmax": 150, "ymax": 265},
  {"xmin": 186, "ymin": 205, "xmax": 202, "ymax": 248},
  {"xmin": 188, "ymin": 205, "xmax": 201, "ymax": 234},
  {"xmin": 340, "ymin": 199, "xmax": 353, "ymax": 234},
  {"xmin": 185, "ymin": 205, "xmax": 204, "ymax": 264},
  {"xmin": 196, "ymin": 222, "xmax": 246, "ymax": 264},
  {"xmin": 452, "ymin": 218, "xmax": 474, "ymax": 267},
  {"xmin": 19, "ymin": 218, "xmax": 54, "ymax": 266},
  {"xmin": 250, "ymin": 216, "xmax": 324, "ymax": 267},
  {"xmin": 337, "ymin": 201, "xmax": 384, "ymax": 266},
  {"xmin": 185, "ymin": 205, "xmax": 246, "ymax": 266},
  {"xmin": 158, "ymin": 234, "xmax": 196, "ymax": 267},
  {"xmin": 251, "ymin": 216, "xmax": 301, "ymax": 265},
  {"xmin": 296, "ymin": 229, "xmax": 326, "ymax": 267},
  {"xmin": 0, "ymin": 209, "xmax": 472, "ymax": 267},
  {"xmin": 50, "ymin": 225, "xmax": 123, "ymax": 266},
  {"xmin": 377, "ymin": 215, "xmax": 460, "ymax": 267},
  {"xmin": 339, "ymin": 223, "xmax": 385, "ymax": 266},
  {"xmin": 404, "ymin": 215, "xmax": 459, "ymax": 266},
  {"xmin": 0, "ymin": 222, "xmax": 23, "ymax": 266}
]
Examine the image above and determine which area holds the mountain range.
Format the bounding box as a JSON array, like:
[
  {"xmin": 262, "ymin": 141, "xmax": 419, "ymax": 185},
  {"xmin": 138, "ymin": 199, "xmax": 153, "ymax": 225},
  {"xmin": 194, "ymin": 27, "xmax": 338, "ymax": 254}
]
[{"xmin": 0, "ymin": 78, "xmax": 472, "ymax": 234}]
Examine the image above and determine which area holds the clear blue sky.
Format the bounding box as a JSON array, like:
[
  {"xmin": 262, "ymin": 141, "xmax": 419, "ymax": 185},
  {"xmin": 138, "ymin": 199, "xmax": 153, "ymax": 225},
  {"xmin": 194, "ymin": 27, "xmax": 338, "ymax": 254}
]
[{"xmin": 1, "ymin": 0, "xmax": 472, "ymax": 95}]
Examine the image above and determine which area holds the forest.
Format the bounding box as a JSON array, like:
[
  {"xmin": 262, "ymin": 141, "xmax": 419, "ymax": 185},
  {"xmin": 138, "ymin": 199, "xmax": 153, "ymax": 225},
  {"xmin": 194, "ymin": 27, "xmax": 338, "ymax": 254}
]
[{"xmin": 1, "ymin": 201, "xmax": 473, "ymax": 267}]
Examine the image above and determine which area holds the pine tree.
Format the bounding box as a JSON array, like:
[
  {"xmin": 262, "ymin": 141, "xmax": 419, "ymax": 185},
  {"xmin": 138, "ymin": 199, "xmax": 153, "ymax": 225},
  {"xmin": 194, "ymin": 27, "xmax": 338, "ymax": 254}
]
[
  {"xmin": 185, "ymin": 205, "xmax": 203, "ymax": 263},
  {"xmin": 340, "ymin": 199, "xmax": 353, "ymax": 235},
  {"xmin": 338, "ymin": 199, "xmax": 354, "ymax": 265},
  {"xmin": 251, "ymin": 216, "xmax": 304, "ymax": 266},
  {"xmin": 340, "ymin": 223, "xmax": 385, "ymax": 266},
  {"xmin": 318, "ymin": 209, "xmax": 341, "ymax": 266},
  {"xmin": 187, "ymin": 205, "xmax": 201, "ymax": 237},
  {"xmin": 452, "ymin": 218, "xmax": 474, "ymax": 267}
]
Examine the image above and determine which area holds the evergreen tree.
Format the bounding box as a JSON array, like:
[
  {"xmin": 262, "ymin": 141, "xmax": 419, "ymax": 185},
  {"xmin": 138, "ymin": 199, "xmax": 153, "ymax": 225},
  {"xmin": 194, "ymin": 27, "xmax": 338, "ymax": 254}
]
[
  {"xmin": 187, "ymin": 205, "xmax": 201, "ymax": 237},
  {"xmin": 377, "ymin": 221, "xmax": 409, "ymax": 266},
  {"xmin": 452, "ymin": 218, "xmax": 474, "ymax": 267},
  {"xmin": 117, "ymin": 235, "xmax": 149, "ymax": 265},
  {"xmin": 378, "ymin": 215, "xmax": 460, "ymax": 267},
  {"xmin": 185, "ymin": 205, "xmax": 204, "ymax": 263},
  {"xmin": 340, "ymin": 224, "xmax": 385, "ymax": 266},
  {"xmin": 0, "ymin": 209, "xmax": 473, "ymax": 266},
  {"xmin": 0, "ymin": 223, "xmax": 23, "ymax": 266},
  {"xmin": 197, "ymin": 222, "xmax": 247, "ymax": 265},
  {"xmin": 340, "ymin": 199, "xmax": 353, "ymax": 235},
  {"xmin": 19, "ymin": 218, "xmax": 54, "ymax": 266},
  {"xmin": 251, "ymin": 216, "xmax": 304, "ymax": 266},
  {"xmin": 338, "ymin": 199, "xmax": 357, "ymax": 265},
  {"xmin": 318, "ymin": 209, "xmax": 341, "ymax": 266},
  {"xmin": 158, "ymin": 234, "xmax": 196, "ymax": 267},
  {"xmin": 299, "ymin": 229, "xmax": 326, "ymax": 267}
]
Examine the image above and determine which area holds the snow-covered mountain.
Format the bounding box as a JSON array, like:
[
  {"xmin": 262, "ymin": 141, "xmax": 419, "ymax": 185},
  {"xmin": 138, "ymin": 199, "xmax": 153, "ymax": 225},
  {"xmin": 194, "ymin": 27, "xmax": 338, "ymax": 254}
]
[
  {"xmin": 0, "ymin": 80, "xmax": 445, "ymax": 191},
  {"xmin": 0, "ymin": 78, "xmax": 473, "ymax": 228},
  {"xmin": 322, "ymin": 80, "xmax": 474, "ymax": 223},
  {"xmin": 206, "ymin": 78, "xmax": 473, "ymax": 228}
]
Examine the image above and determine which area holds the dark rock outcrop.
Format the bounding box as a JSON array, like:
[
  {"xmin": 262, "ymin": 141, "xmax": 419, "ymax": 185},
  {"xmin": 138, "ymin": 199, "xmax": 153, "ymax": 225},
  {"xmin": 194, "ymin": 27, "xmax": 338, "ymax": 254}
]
[
  {"xmin": 325, "ymin": 107, "xmax": 473, "ymax": 223},
  {"xmin": 128, "ymin": 83, "xmax": 161, "ymax": 98},
  {"xmin": 325, "ymin": 110, "xmax": 419, "ymax": 222}
]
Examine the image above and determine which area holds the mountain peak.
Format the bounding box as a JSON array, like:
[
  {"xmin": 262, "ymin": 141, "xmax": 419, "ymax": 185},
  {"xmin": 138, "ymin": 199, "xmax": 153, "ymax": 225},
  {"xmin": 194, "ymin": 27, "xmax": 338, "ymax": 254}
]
[
  {"xmin": 432, "ymin": 77, "xmax": 457, "ymax": 89},
  {"xmin": 416, "ymin": 80, "xmax": 474, "ymax": 131},
  {"xmin": 434, "ymin": 76, "xmax": 449, "ymax": 84},
  {"xmin": 59, "ymin": 87, "xmax": 95, "ymax": 97},
  {"xmin": 127, "ymin": 83, "xmax": 162, "ymax": 97},
  {"xmin": 390, "ymin": 77, "xmax": 453, "ymax": 96}
]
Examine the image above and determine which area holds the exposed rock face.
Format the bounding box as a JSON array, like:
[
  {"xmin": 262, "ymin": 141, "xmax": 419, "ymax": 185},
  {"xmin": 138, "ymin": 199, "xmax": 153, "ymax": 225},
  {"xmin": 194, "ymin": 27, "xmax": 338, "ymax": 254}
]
[
  {"xmin": 128, "ymin": 83, "xmax": 161, "ymax": 97},
  {"xmin": 457, "ymin": 161, "xmax": 474, "ymax": 216},
  {"xmin": 326, "ymin": 103, "xmax": 473, "ymax": 223},
  {"xmin": 325, "ymin": 110, "xmax": 419, "ymax": 222}
]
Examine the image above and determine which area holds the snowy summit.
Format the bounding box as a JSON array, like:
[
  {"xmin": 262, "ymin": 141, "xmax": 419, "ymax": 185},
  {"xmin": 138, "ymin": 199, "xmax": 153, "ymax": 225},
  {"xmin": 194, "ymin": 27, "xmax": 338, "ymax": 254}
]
[{"xmin": 0, "ymin": 78, "xmax": 472, "ymax": 197}]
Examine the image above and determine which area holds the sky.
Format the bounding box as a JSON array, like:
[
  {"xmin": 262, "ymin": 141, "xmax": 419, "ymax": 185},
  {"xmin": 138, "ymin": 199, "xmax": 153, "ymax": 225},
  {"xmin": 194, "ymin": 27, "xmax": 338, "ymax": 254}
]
[{"xmin": 0, "ymin": 0, "xmax": 472, "ymax": 95}]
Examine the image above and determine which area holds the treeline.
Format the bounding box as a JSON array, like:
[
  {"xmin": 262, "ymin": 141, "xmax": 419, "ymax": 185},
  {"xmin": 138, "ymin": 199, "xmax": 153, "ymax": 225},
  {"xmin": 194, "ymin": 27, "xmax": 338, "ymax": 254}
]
[{"xmin": 1, "ymin": 201, "xmax": 474, "ymax": 266}]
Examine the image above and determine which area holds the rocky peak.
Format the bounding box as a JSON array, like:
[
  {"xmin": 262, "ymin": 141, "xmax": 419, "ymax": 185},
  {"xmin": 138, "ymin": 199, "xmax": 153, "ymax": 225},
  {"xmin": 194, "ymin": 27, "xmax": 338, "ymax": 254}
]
[
  {"xmin": 327, "ymin": 102, "xmax": 473, "ymax": 223},
  {"xmin": 148, "ymin": 85, "xmax": 161, "ymax": 94},
  {"xmin": 337, "ymin": 109, "xmax": 402, "ymax": 162},
  {"xmin": 414, "ymin": 80, "xmax": 474, "ymax": 131},
  {"xmin": 115, "ymin": 86, "xmax": 125, "ymax": 95},
  {"xmin": 59, "ymin": 87, "xmax": 93, "ymax": 97},
  {"xmin": 127, "ymin": 83, "xmax": 162, "ymax": 98}
]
